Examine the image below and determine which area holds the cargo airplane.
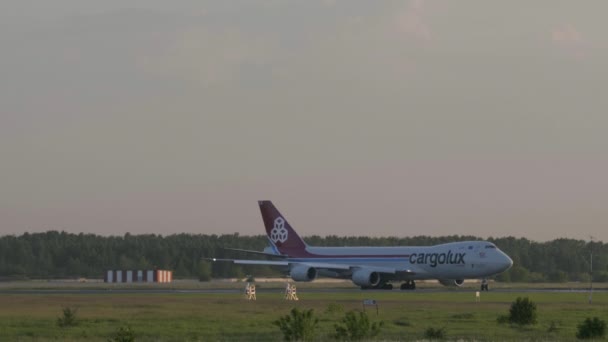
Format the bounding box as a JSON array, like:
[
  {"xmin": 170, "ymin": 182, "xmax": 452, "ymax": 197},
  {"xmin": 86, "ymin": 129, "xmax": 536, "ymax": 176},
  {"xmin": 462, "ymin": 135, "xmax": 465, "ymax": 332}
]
[{"xmin": 212, "ymin": 201, "xmax": 513, "ymax": 290}]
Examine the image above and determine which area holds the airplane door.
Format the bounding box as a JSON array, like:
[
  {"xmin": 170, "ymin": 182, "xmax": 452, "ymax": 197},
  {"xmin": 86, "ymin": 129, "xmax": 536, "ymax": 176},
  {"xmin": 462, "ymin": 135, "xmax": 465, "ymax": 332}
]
[{"xmin": 471, "ymin": 245, "xmax": 488, "ymax": 273}]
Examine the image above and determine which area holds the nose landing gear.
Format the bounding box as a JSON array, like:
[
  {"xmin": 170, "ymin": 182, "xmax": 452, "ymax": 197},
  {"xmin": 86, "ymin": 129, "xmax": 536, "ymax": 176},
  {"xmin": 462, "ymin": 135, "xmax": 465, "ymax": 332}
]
[
  {"xmin": 400, "ymin": 280, "xmax": 416, "ymax": 290},
  {"xmin": 480, "ymin": 278, "xmax": 489, "ymax": 291}
]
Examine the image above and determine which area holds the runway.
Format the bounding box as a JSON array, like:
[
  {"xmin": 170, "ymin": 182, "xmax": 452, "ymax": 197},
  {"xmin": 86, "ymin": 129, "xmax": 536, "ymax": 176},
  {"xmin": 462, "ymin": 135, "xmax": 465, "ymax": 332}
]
[{"xmin": 0, "ymin": 287, "xmax": 604, "ymax": 295}]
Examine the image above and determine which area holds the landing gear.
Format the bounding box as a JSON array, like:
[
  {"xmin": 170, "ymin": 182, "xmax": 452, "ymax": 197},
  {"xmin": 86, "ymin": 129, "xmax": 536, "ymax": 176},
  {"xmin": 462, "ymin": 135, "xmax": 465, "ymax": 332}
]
[
  {"xmin": 381, "ymin": 283, "xmax": 393, "ymax": 290},
  {"xmin": 480, "ymin": 278, "xmax": 489, "ymax": 291},
  {"xmin": 400, "ymin": 280, "xmax": 416, "ymax": 290}
]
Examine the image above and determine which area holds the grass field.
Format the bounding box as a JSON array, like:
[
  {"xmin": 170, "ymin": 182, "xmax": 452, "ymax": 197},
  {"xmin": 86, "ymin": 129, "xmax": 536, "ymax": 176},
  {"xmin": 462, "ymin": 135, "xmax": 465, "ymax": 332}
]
[{"xmin": 0, "ymin": 285, "xmax": 606, "ymax": 341}]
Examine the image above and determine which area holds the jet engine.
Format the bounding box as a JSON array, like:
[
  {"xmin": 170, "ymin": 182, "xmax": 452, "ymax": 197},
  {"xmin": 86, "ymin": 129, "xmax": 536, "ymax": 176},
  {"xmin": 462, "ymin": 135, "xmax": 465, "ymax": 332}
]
[
  {"xmin": 351, "ymin": 269, "xmax": 381, "ymax": 287},
  {"xmin": 290, "ymin": 265, "xmax": 317, "ymax": 282},
  {"xmin": 438, "ymin": 279, "xmax": 465, "ymax": 287}
]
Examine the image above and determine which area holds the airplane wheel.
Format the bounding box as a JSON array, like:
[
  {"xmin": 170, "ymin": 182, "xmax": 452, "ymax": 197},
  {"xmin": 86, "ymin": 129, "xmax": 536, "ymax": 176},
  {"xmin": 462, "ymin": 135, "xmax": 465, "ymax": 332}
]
[
  {"xmin": 383, "ymin": 283, "xmax": 393, "ymax": 290},
  {"xmin": 400, "ymin": 281, "xmax": 415, "ymax": 290}
]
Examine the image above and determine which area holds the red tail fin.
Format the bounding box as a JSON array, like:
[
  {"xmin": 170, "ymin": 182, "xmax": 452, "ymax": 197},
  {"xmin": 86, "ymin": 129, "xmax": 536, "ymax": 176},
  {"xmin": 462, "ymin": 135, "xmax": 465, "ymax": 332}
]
[{"xmin": 259, "ymin": 201, "xmax": 307, "ymax": 255}]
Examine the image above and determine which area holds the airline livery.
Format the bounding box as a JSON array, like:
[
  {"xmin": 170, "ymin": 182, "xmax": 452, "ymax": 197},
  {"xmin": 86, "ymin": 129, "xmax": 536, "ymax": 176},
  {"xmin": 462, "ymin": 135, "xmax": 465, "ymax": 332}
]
[{"xmin": 212, "ymin": 201, "xmax": 513, "ymax": 290}]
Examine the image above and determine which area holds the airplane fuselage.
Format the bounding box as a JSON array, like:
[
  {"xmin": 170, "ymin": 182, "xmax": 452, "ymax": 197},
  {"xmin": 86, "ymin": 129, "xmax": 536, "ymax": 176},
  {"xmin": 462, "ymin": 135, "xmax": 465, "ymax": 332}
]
[{"xmin": 288, "ymin": 241, "xmax": 512, "ymax": 281}]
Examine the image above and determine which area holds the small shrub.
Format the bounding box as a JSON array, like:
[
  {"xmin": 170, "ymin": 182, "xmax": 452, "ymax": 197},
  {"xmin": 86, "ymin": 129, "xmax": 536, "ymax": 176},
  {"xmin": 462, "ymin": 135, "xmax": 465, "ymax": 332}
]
[
  {"xmin": 274, "ymin": 308, "xmax": 318, "ymax": 341},
  {"xmin": 496, "ymin": 315, "xmax": 509, "ymax": 324},
  {"xmin": 451, "ymin": 312, "xmax": 475, "ymax": 319},
  {"xmin": 334, "ymin": 310, "xmax": 383, "ymax": 341},
  {"xmin": 393, "ymin": 319, "xmax": 411, "ymax": 327},
  {"xmin": 576, "ymin": 317, "xmax": 606, "ymax": 339},
  {"xmin": 57, "ymin": 307, "xmax": 78, "ymax": 327},
  {"xmin": 108, "ymin": 325, "xmax": 136, "ymax": 342},
  {"xmin": 547, "ymin": 320, "xmax": 560, "ymax": 333},
  {"xmin": 508, "ymin": 297, "xmax": 537, "ymax": 325},
  {"xmin": 424, "ymin": 327, "xmax": 447, "ymax": 339}
]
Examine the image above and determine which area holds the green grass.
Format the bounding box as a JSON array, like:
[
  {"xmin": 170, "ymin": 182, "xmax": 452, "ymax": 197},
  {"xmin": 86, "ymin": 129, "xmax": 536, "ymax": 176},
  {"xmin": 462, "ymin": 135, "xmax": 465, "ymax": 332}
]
[
  {"xmin": 2, "ymin": 278, "xmax": 605, "ymax": 291},
  {"xmin": 0, "ymin": 290, "xmax": 606, "ymax": 341}
]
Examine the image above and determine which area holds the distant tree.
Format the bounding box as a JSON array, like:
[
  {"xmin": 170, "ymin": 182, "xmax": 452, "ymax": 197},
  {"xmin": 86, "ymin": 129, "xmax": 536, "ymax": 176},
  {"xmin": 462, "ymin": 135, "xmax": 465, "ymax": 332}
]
[
  {"xmin": 198, "ymin": 261, "xmax": 212, "ymax": 282},
  {"xmin": 509, "ymin": 266, "xmax": 530, "ymax": 282},
  {"xmin": 548, "ymin": 270, "xmax": 568, "ymax": 283},
  {"xmin": 1, "ymin": 231, "xmax": 607, "ymax": 282}
]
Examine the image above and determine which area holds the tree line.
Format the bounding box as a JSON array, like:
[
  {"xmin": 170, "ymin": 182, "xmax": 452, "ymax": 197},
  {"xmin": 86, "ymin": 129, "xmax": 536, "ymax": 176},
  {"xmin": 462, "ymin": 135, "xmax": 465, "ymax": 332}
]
[{"xmin": 0, "ymin": 231, "xmax": 605, "ymax": 282}]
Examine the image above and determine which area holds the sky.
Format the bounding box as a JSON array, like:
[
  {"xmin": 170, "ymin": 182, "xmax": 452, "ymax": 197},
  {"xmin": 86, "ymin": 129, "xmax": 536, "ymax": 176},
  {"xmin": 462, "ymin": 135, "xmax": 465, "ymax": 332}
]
[{"xmin": 1, "ymin": 1, "xmax": 607, "ymax": 241}]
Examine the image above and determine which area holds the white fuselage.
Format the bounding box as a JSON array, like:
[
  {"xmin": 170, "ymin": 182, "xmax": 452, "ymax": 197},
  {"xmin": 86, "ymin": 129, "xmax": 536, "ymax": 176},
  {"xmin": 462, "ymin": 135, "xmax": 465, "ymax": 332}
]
[{"xmin": 287, "ymin": 240, "xmax": 512, "ymax": 280}]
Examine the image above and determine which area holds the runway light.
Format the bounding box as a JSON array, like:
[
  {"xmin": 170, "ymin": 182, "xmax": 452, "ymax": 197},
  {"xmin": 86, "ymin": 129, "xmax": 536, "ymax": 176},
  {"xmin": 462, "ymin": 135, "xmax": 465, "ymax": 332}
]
[{"xmin": 213, "ymin": 258, "xmax": 216, "ymax": 262}]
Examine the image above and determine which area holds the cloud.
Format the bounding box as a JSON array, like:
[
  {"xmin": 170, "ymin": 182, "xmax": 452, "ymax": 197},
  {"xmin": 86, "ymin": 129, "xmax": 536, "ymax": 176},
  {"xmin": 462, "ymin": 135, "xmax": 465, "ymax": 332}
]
[
  {"xmin": 551, "ymin": 24, "xmax": 588, "ymax": 60},
  {"xmin": 552, "ymin": 24, "xmax": 581, "ymax": 44},
  {"xmin": 138, "ymin": 26, "xmax": 280, "ymax": 86},
  {"xmin": 395, "ymin": 0, "xmax": 432, "ymax": 43}
]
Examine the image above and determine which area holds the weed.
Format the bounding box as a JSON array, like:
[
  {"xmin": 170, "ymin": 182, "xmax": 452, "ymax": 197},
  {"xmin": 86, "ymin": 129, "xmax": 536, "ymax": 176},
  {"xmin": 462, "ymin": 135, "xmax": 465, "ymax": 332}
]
[
  {"xmin": 424, "ymin": 326, "xmax": 447, "ymax": 340},
  {"xmin": 576, "ymin": 317, "xmax": 606, "ymax": 339},
  {"xmin": 508, "ymin": 297, "xmax": 537, "ymax": 325},
  {"xmin": 451, "ymin": 312, "xmax": 475, "ymax": 319},
  {"xmin": 334, "ymin": 310, "xmax": 383, "ymax": 341},
  {"xmin": 108, "ymin": 325, "xmax": 136, "ymax": 342},
  {"xmin": 324, "ymin": 303, "xmax": 343, "ymax": 315},
  {"xmin": 274, "ymin": 308, "xmax": 318, "ymax": 341},
  {"xmin": 56, "ymin": 307, "xmax": 78, "ymax": 328},
  {"xmin": 547, "ymin": 320, "xmax": 560, "ymax": 333},
  {"xmin": 393, "ymin": 319, "xmax": 411, "ymax": 327},
  {"xmin": 496, "ymin": 315, "xmax": 509, "ymax": 324}
]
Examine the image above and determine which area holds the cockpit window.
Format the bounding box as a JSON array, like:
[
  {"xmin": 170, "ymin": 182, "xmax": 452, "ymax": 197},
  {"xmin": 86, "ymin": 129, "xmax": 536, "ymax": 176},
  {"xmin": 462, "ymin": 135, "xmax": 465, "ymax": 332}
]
[{"xmin": 485, "ymin": 245, "xmax": 496, "ymax": 249}]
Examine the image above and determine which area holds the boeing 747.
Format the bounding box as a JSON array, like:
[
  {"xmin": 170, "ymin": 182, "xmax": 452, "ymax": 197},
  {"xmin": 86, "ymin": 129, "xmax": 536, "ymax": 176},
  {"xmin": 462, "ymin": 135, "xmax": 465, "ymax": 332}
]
[{"xmin": 212, "ymin": 201, "xmax": 513, "ymax": 290}]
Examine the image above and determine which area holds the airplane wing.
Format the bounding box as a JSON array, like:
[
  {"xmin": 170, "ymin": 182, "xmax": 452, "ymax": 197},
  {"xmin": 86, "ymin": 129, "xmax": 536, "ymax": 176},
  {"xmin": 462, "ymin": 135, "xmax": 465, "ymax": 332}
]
[
  {"xmin": 208, "ymin": 258, "xmax": 416, "ymax": 274},
  {"xmin": 209, "ymin": 258, "xmax": 350, "ymax": 270},
  {"xmin": 222, "ymin": 248, "xmax": 288, "ymax": 258}
]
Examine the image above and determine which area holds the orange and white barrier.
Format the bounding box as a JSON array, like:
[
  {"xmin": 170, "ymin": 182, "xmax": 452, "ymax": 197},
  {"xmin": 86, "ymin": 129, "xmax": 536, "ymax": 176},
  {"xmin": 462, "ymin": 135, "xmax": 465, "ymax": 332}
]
[{"xmin": 104, "ymin": 270, "xmax": 173, "ymax": 283}]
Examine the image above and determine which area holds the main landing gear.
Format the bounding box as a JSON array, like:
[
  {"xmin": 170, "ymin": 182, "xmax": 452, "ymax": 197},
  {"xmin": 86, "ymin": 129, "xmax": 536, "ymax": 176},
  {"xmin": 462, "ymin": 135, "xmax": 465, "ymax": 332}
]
[
  {"xmin": 400, "ymin": 280, "xmax": 416, "ymax": 290},
  {"xmin": 381, "ymin": 283, "xmax": 393, "ymax": 290}
]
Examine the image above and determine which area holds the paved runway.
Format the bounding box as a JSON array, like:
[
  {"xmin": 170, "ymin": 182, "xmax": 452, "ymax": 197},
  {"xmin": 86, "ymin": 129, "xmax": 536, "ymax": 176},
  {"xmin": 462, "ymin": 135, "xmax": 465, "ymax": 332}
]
[{"xmin": 0, "ymin": 287, "xmax": 604, "ymax": 295}]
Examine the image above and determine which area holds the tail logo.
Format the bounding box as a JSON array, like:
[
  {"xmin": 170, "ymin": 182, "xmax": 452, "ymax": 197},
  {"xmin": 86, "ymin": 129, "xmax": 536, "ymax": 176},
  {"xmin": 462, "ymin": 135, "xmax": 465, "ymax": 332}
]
[{"xmin": 270, "ymin": 217, "xmax": 288, "ymax": 244}]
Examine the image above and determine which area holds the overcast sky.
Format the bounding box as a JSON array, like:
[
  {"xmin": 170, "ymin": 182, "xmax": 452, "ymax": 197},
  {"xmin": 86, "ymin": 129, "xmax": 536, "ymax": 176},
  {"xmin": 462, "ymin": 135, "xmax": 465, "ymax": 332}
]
[{"xmin": 2, "ymin": 1, "xmax": 607, "ymax": 241}]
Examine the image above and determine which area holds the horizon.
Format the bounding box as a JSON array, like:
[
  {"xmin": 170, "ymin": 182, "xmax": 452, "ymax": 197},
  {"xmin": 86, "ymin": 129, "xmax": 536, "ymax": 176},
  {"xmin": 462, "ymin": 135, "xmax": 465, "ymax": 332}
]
[{"xmin": 2, "ymin": 229, "xmax": 602, "ymax": 244}]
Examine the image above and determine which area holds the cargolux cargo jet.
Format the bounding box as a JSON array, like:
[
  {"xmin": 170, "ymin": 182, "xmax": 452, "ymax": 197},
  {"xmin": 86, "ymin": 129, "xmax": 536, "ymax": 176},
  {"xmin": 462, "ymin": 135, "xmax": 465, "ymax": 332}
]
[{"xmin": 212, "ymin": 201, "xmax": 513, "ymax": 290}]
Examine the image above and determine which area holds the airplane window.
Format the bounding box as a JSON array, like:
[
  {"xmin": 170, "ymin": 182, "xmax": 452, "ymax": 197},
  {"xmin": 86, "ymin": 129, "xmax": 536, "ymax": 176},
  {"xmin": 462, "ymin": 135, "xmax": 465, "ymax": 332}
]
[{"xmin": 485, "ymin": 245, "xmax": 496, "ymax": 249}]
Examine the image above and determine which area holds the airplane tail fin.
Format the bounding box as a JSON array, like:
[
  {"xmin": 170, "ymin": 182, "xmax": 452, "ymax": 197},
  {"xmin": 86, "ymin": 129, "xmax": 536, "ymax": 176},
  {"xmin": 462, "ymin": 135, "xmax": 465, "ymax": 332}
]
[{"xmin": 258, "ymin": 201, "xmax": 307, "ymax": 256}]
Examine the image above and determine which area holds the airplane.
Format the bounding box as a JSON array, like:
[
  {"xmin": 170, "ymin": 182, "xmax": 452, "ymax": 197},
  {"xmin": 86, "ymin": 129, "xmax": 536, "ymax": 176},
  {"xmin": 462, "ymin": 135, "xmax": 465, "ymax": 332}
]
[{"xmin": 211, "ymin": 201, "xmax": 513, "ymax": 290}]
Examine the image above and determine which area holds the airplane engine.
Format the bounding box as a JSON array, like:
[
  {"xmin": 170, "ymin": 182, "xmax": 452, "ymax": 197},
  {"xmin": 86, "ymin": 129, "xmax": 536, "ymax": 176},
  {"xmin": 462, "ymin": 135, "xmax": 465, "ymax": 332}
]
[
  {"xmin": 351, "ymin": 269, "xmax": 381, "ymax": 287},
  {"xmin": 290, "ymin": 265, "xmax": 317, "ymax": 282},
  {"xmin": 438, "ymin": 279, "xmax": 465, "ymax": 287}
]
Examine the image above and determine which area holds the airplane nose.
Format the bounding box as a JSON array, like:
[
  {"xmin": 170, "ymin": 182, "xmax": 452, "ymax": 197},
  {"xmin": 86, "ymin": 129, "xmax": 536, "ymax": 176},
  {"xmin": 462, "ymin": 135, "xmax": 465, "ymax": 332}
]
[{"xmin": 503, "ymin": 253, "xmax": 513, "ymax": 270}]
